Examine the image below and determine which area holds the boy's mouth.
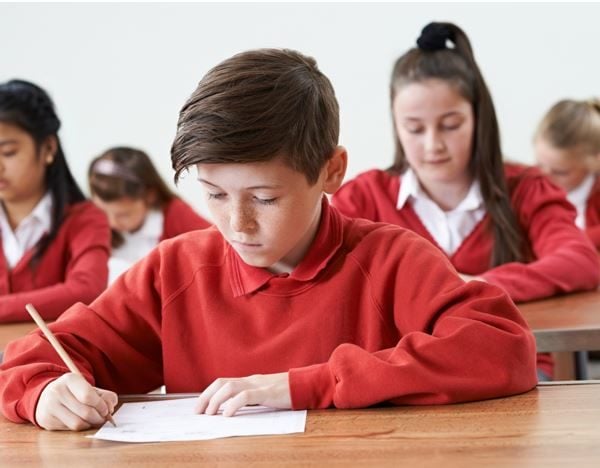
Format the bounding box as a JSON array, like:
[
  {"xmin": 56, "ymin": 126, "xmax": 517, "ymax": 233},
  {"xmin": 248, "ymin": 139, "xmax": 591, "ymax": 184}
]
[{"xmin": 232, "ymin": 240, "xmax": 263, "ymax": 250}]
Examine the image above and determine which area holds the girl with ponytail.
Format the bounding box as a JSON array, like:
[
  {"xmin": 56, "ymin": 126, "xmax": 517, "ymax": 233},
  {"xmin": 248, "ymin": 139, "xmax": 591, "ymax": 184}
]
[
  {"xmin": 333, "ymin": 22, "xmax": 600, "ymax": 380},
  {"xmin": 534, "ymin": 98, "xmax": 600, "ymax": 247},
  {"xmin": 0, "ymin": 79, "xmax": 110, "ymax": 322}
]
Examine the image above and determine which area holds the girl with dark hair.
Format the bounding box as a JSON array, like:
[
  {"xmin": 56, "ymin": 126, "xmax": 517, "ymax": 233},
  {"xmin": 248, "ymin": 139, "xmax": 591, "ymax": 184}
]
[
  {"xmin": 0, "ymin": 79, "xmax": 110, "ymax": 322},
  {"xmin": 333, "ymin": 22, "xmax": 600, "ymax": 380},
  {"xmin": 534, "ymin": 98, "xmax": 600, "ymax": 248},
  {"xmin": 88, "ymin": 147, "xmax": 210, "ymax": 283}
]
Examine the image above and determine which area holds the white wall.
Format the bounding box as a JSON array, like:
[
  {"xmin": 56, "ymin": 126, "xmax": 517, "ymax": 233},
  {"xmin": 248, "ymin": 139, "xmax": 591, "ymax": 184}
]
[{"xmin": 2, "ymin": 2, "xmax": 598, "ymax": 219}]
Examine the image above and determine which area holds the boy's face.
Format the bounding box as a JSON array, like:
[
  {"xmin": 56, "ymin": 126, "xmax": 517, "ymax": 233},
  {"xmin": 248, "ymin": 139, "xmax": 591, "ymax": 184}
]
[{"xmin": 197, "ymin": 157, "xmax": 327, "ymax": 272}]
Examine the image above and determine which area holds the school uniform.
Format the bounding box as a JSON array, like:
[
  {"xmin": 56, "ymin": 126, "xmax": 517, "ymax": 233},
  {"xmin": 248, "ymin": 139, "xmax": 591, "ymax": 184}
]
[
  {"xmin": 108, "ymin": 198, "xmax": 210, "ymax": 283},
  {"xmin": 567, "ymin": 174, "xmax": 600, "ymax": 248},
  {"xmin": 0, "ymin": 198, "xmax": 537, "ymax": 424},
  {"xmin": 0, "ymin": 198, "xmax": 110, "ymax": 323},
  {"xmin": 333, "ymin": 164, "xmax": 600, "ymax": 378},
  {"xmin": 332, "ymin": 163, "xmax": 600, "ymax": 303}
]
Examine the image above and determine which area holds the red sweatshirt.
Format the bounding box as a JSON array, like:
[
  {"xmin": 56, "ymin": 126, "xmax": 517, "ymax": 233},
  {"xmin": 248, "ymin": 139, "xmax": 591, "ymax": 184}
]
[
  {"xmin": 0, "ymin": 199, "xmax": 537, "ymax": 425},
  {"xmin": 333, "ymin": 164, "xmax": 600, "ymax": 303},
  {"xmin": 160, "ymin": 198, "xmax": 210, "ymax": 241},
  {"xmin": 0, "ymin": 201, "xmax": 110, "ymax": 323},
  {"xmin": 584, "ymin": 177, "xmax": 600, "ymax": 248}
]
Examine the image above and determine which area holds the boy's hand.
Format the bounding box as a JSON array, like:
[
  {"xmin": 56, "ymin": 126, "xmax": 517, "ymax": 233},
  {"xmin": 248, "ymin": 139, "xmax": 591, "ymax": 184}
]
[
  {"xmin": 35, "ymin": 373, "xmax": 117, "ymax": 431},
  {"xmin": 195, "ymin": 372, "xmax": 291, "ymax": 417}
]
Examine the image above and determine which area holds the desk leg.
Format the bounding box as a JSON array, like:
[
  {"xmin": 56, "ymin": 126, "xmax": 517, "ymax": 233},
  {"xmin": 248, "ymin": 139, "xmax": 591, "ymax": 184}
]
[{"xmin": 575, "ymin": 351, "xmax": 589, "ymax": 380}]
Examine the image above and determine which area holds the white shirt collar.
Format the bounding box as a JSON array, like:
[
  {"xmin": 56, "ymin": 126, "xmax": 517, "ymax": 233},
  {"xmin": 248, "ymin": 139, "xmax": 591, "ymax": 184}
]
[
  {"xmin": 397, "ymin": 168, "xmax": 484, "ymax": 212},
  {"xmin": 567, "ymin": 174, "xmax": 595, "ymax": 207},
  {"xmin": 0, "ymin": 191, "xmax": 53, "ymax": 234},
  {"xmin": 120, "ymin": 208, "xmax": 164, "ymax": 242},
  {"xmin": 111, "ymin": 208, "xmax": 164, "ymax": 267},
  {"xmin": 0, "ymin": 191, "xmax": 53, "ymax": 268},
  {"xmin": 567, "ymin": 174, "xmax": 596, "ymax": 229}
]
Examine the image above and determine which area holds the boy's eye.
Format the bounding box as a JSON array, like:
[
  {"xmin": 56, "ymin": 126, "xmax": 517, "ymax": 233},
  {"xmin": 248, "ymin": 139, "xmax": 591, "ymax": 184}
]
[
  {"xmin": 254, "ymin": 197, "xmax": 277, "ymax": 206},
  {"xmin": 207, "ymin": 193, "xmax": 226, "ymax": 200}
]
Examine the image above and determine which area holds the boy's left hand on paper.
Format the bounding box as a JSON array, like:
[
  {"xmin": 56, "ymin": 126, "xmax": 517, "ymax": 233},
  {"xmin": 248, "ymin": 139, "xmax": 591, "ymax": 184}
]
[{"xmin": 195, "ymin": 372, "xmax": 291, "ymax": 417}]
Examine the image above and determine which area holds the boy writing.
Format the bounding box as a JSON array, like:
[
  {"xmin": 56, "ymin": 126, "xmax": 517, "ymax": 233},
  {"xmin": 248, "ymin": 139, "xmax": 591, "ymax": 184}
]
[{"xmin": 0, "ymin": 49, "xmax": 537, "ymax": 431}]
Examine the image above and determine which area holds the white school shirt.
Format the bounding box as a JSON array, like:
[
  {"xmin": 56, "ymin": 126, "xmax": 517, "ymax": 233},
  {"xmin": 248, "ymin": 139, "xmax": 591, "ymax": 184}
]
[
  {"xmin": 397, "ymin": 169, "xmax": 486, "ymax": 256},
  {"xmin": 566, "ymin": 174, "xmax": 595, "ymax": 229},
  {"xmin": 108, "ymin": 209, "xmax": 164, "ymax": 284},
  {"xmin": 0, "ymin": 192, "xmax": 53, "ymax": 268}
]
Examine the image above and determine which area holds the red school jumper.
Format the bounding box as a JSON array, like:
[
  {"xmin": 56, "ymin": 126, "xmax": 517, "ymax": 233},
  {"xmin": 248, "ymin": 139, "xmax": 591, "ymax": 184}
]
[
  {"xmin": 160, "ymin": 198, "xmax": 211, "ymax": 241},
  {"xmin": 333, "ymin": 165, "xmax": 600, "ymax": 377},
  {"xmin": 0, "ymin": 199, "xmax": 537, "ymax": 424},
  {"xmin": 332, "ymin": 164, "xmax": 600, "ymax": 303},
  {"xmin": 0, "ymin": 201, "xmax": 111, "ymax": 323},
  {"xmin": 584, "ymin": 176, "xmax": 600, "ymax": 248}
]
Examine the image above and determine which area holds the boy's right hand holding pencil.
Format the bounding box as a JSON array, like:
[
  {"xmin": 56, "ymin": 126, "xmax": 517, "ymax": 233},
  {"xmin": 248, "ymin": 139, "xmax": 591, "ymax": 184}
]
[{"xmin": 35, "ymin": 373, "xmax": 117, "ymax": 431}]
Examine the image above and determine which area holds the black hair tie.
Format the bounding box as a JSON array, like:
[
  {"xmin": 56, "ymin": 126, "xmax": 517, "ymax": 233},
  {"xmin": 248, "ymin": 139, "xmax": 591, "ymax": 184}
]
[{"xmin": 416, "ymin": 22, "xmax": 454, "ymax": 51}]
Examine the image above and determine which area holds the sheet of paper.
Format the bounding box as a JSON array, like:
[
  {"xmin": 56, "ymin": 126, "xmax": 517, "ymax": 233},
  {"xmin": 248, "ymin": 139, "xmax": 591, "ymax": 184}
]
[{"xmin": 90, "ymin": 398, "xmax": 307, "ymax": 443}]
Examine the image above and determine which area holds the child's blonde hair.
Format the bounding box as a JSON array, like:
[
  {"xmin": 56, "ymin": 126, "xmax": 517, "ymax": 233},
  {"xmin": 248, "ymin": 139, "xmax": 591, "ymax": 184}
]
[{"xmin": 536, "ymin": 99, "xmax": 600, "ymax": 166}]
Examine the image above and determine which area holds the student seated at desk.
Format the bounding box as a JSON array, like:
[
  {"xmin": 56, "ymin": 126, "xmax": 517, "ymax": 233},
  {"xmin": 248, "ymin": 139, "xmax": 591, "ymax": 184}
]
[
  {"xmin": 0, "ymin": 49, "xmax": 537, "ymax": 431},
  {"xmin": 0, "ymin": 80, "xmax": 110, "ymax": 323},
  {"xmin": 88, "ymin": 147, "xmax": 210, "ymax": 283},
  {"xmin": 534, "ymin": 99, "xmax": 600, "ymax": 249}
]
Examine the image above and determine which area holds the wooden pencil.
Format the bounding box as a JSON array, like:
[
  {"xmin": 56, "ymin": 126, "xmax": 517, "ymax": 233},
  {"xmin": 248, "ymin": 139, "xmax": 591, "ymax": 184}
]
[{"xmin": 25, "ymin": 303, "xmax": 117, "ymax": 427}]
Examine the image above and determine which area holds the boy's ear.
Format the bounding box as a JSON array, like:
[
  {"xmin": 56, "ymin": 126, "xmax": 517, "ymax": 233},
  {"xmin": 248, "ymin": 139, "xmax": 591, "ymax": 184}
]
[{"xmin": 322, "ymin": 146, "xmax": 348, "ymax": 194}]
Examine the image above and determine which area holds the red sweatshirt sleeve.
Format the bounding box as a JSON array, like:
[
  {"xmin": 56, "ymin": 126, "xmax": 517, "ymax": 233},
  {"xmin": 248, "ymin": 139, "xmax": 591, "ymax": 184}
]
[
  {"xmin": 0, "ymin": 248, "xmax": 165, "ymax": 424},
  {"xmin": 289, "ymin": 229, "xmax": 538, "ymax": 410},
  {"xmin": 481, "ymin": 175, "xmax": 600, "ymax": 302},
  {"xmin": 0, "ymin": 204, "xmax": 110, "ymax": 323},
  {"xmin": 585, "ymin": 225, "xmax": 600, "ymax": 249}
]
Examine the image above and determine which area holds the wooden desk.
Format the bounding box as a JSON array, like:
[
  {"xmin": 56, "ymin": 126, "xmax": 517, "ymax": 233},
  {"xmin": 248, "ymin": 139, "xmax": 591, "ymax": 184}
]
[
  {"xmin": 519, "ymin": 290, "xmax": 600, "ymax": 353},
  {"xmin": 1, "ymin": 383, "xmax": 599, "ymax": 466},
  {"xmin": 0, "ymin": 322, "xmax": 36, "ymax": 350},
  {"xmin": 519, "ymin": 290, "xmax": 600, "ymax": 379}
]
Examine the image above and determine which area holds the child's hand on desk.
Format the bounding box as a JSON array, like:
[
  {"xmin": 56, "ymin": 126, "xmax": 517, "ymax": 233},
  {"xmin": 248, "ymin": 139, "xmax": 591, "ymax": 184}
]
[
  {"xmin": 35, "ymin": 373, "xmax": 117, "ymax": 431},
  {"xmin": 195, "ymin": 372, "xmax": 291, "ymax": 417}
]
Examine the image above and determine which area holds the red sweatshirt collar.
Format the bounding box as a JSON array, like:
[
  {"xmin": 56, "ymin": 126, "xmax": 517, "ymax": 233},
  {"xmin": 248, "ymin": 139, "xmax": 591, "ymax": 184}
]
[{"xmin": 228, "ymin": 196, "xmax": 344, "ymax": 297}]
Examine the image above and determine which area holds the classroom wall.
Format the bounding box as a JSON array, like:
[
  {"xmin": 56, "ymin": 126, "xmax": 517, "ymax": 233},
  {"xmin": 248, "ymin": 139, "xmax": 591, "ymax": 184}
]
[{"xmin": 2, "ymin": 2, "xmax": 598, "ymax": 219}]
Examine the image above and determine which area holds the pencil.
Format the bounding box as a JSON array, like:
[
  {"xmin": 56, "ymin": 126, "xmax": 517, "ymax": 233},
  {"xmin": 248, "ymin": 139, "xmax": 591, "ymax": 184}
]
[{"xmin": 25, "ymin": 303, "xmax": 117, "ymax": 427}]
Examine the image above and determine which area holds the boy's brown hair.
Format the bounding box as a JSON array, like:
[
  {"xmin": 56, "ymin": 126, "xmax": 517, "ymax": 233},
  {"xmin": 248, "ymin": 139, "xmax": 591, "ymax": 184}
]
[{"xmin": 171, "ymin": 48, "xmax": 339, "ymax": 185}]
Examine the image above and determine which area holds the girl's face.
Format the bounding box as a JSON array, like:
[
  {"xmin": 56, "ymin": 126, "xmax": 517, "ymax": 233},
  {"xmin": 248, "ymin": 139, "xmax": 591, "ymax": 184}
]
[
  {"xmin": 534, "ymin": 138, "xmax": 592, "ymax": 192},
  {"xmin": 92, "ymin": 196, "xmax": 151, "ymax": 234},
  {"xmin": 393, "ymin": 79, "xmax": 475, "ymax": 189},
  {"xmin": 0, "ymin": 122, "xmax": 51, "ymax": 205}
]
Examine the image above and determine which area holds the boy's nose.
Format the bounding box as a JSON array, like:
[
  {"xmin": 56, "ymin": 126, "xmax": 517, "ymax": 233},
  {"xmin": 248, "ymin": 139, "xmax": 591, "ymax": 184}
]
[{"xmin": 230, "ymin": 204, "xmax": 256, "ymax": 233}]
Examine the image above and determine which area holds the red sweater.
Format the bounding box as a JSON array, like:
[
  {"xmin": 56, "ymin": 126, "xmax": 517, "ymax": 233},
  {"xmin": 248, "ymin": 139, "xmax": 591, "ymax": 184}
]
[
  {"xmin": 584, "ymin": 177, "xmax": 600, "ymax": 248},
  {"xmin": 160, "ymin": 198, "xmax": 210, "ymax": 241},
  {"xmin": 333, "ymin": 164, "xmax": 600, "ymax": 303},
  {"xmin": 0, "ymin": 199, "xmax": 537, "ymax": 424},
  {"xmin": 0, "ymin": 201, "xmax": 110, "ymax": 323}
]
